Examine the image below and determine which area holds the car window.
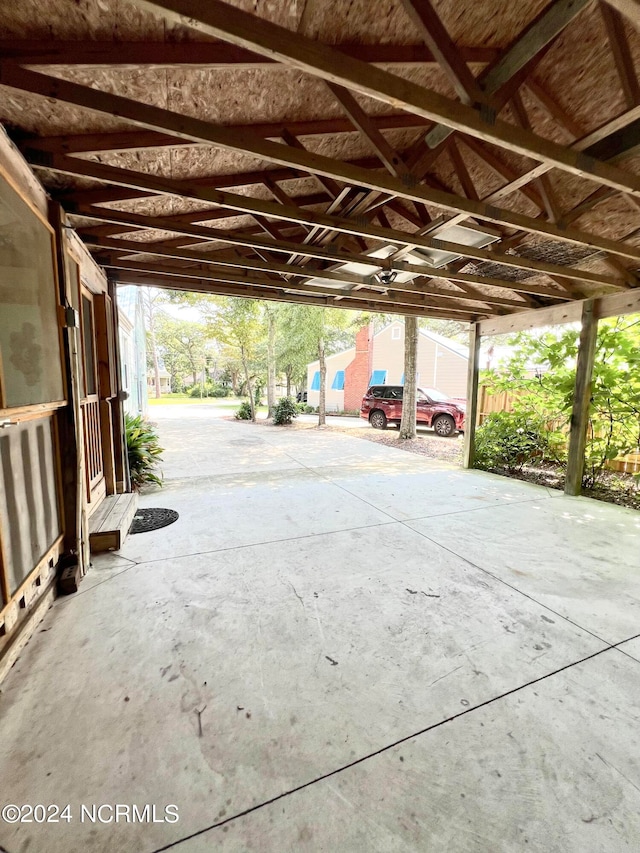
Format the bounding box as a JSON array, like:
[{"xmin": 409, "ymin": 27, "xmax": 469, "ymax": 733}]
[
  {"xmin": 384, "ymin": 387, "xmax": 403, "ymax": 400},
  {"xmin": 419, "ymin": 387, "xmax": 449, "ymax": 402},
  {"xmin": 369, "ymin": 387, "xmax": 385, "ymax": 398}
]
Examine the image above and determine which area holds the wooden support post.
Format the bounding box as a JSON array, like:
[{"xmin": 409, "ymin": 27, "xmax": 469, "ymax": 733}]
[
  {"xmin": 48, "ymin": 201, "xmax": 89, "ymax": 576},
  {"xmin": 565, "ymin": 300, "xmax": 598, "ymax": 496},
  {"xmin": 463, "ymin": 321, "xmax": 481, "ymax": 469}
]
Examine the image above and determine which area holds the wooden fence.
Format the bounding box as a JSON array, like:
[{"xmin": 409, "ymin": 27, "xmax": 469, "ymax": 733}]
[{"xmin": 477, "ymin": 385, "xmax": 640, "ymax": 475}]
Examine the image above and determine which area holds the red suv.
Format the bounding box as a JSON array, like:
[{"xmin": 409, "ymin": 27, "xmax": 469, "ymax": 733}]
[{"xmin": 360, "ymin": 385, "xmax": 465, "ymax": 436}]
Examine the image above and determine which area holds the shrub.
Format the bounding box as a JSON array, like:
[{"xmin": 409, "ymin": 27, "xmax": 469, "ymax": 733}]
[
  {"xmin": 125, "ymin": 413, "xmax": 164, "ymax": 490},
  {"xmin": 481, "ymin": 318, "xmax": 640, "ymax": 487},
  {"xmin": 273, "ymin": 396, "xmax": 299, "ymax": 425},
  {"xmin": 188, "ymin": 382, "xmax": 231, "ymax": 398},
  {"xmin": 235, "ymin": 401, "xmax": 253, "ymax": 420},
  {"xmin": 296, "ymin": 403, "xmax": 315, "ymax": 414},
  {"xmin": 474, "ymin": 411, "xmax": 555, "ymax": 473}
]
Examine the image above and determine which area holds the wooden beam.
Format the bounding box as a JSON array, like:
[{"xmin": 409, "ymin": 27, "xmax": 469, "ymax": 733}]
[
  {"xmin": 448, "ymin": 139, "xmax": 479, "ymax": 200},
  {"xmin": 462, "ymin": 322, "xmax": 481, "ymax": 468},
  {"xmin": 109, "ymin": 269, "xmax": 480, "ymax": 319},
  {"xmin": 600, "ymin": 0, "xmax": 640, "ymax": 29},
  {"xmin": 398, "ymin": 0, "xmax": 484, "ymax": 102},
  {"xmin": 564, "ymin": 301, "xmax": 598, "ymax": 495},
  {"xmin": 98, "ymin": 255, "xmax": 492, "ymax": 314},
  {"xmin": 471, "ymin": 103, "xmax": 640, "ymax": 207},
  {"xmin": 510, "ymin": 91, "xmax": 563, "ymax": 222},
  {"xmin": 84, "ymin": 234, "xmax": 552, "ymax": 303},
  {"xmin": 326, "ymin": 83, "xmax": 412, "ymax": 178},
  {"xmin": 0, "ymin": 39, "xmax": 499, "ymax": 68},
  {"xmin": 119, "ymin": 0, "xmax": 640, "ymax": 199},
  {"xmin": 586, "ymin": 118, "xmax": 640, "ymax": 162},
  {"xmin": 478, "ymin": 285, "xmax": 640, "ymax": 335},
  {"xmin": 456, "ymin": 135, "xmax": 545, "ymax": 209},
  {"xmin": 600, "ymin": 2, "xmax": 640, "ymax": 108},
  {"xmin": 523, "ymin": 79, "xmax": 585, "ymax": 139},
  {"xmin": 22, "ymin": 113, "xmax": 432, "ymax": 156},
  {"xmin": 66, "ymin": 202, "xmax": 626, "ymax": 290},
  {"xmin": 408, "ymin": 0, "xmax": 593, "ymax": 152},
  {"xmin": 24, "ymin": 146, "xmax": 640, "ymax": 265}
]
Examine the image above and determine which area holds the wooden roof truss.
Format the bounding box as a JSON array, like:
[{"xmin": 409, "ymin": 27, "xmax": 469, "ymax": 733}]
[{"xmin": 2, "ymin": 0, "xmax": 640, "ymax": 320}]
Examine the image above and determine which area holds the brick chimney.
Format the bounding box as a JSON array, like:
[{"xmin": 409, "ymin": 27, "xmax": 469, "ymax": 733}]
[{"xmin": 344, "ymin": 323, "xmax": 374, "ymax": 411}]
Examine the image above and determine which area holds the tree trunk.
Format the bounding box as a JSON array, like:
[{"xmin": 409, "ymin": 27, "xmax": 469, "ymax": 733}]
[
  {"xmin": 231, "ymin": 370, "xmax": 239, "ymax": 395},
  {"xmin": 318, "ymin": 335, "xmax": 326, "ymax": 427},
  {"xmin": 241, "ymin": 346, "xmax": 255, "ymax": 421},
  {"xmin": 399, "ymin": 316, "xmax": 418, "ymax": 440},
  {"xmin": 286, "ymin": 370, "xmax": 291, "ymax": 397},
  {"xmin": 267, "ymin": 310, "xmax": 277, "ymax": 418},
  {"xmin": 143, "ymin": 289, "xmax": 162, "ymax": 398}
]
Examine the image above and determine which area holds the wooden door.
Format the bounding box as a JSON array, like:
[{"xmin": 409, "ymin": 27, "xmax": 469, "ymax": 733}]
[
  {"xmin": 79, "ymin": 287, "xmax": 106, "ymax": 508},
  {"xmin": 0, "ymin": 165, "xmax": 65, "ymax": 648}
]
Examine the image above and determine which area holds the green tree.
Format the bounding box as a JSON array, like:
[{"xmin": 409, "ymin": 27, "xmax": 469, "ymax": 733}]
[
  {"xmin": 264, "ymin": 303, "xmax": 279, "ymax": 418},
  {"xmin": 482, "ymin": 315, "xmax": 640, "ymax": 487},
  {"xmin": 155, "ymin": 315, "xmax": 211, "ymax": 388},
  {"xmin": 141, "ymin": 287, "xmax": 167, "ymax": 398},
  {"xmin": 278, "ymin": 305, "xmax": 355, "ymax": 425},
  {"xmin": 209, "ymin": 298, "xmax": 263, "ymax": 421}
]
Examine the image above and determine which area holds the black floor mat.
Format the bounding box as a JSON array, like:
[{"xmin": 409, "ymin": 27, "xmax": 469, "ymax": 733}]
[{"xmin": 130, "ymin": 507, "xmax": 179, "ymax": 534}]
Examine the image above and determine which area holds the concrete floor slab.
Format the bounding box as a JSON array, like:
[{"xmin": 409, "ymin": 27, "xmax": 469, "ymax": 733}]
[
  {"xmin": 150, "ymin": 409, "xmax": 304, "ymax": 480},
  {"xmin": 1, "ymin": 410, "xmax": 637, "ymax": 853},
  {"xmin": 618, "ymin": 637, "xmax": 640, "ymax": 663},
  {"xmin": 81, "ymin": 551, "xmax": 138, "ymax": 593},
  {"xmin": 0, "ymin": 522, "xmax": 605, "ymax": 853},
  {"xmin": 181, "ymin": 649, "xmax": 640, "ymax": 853},
  {"xmin": 324, "ymin": 464, "xmax": 555, "ymax": 521},
  {"xmin": 407, "ymin": 497, "xmax": 640, "ymax": 643},
  {"xmin": 119, "ymin": 465, "xmax": 392, "ymax": 564}
]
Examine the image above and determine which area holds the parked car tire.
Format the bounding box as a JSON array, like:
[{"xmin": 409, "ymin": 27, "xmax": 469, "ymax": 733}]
[
  {"xmin": 432, "ymin": 414, "xmax": 456, "ymax": 437},
  {"xmin": 369, "ymin": 410, "xmax": 388, "ymax": 430}
]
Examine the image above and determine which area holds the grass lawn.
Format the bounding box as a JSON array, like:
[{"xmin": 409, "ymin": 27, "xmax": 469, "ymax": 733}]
[{"xmin": 148, "ymin": 395, "xmax": 268, "ymax": 413}]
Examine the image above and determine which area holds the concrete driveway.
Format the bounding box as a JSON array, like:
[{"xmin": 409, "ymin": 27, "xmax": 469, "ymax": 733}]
[{"xmin": 0, "ymin": 407, "xmax": 639, "ymax": 852}]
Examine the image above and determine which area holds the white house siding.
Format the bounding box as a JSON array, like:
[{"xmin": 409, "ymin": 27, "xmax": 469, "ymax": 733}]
[
  {"xmin": 306, "ymin": 347, "xmax": 354, "ymax": 411},
  {"xmin": 117, "ymin": 286, "xmax": 148, "ymax": 416},
  {"xmin": 305, "ymin": 322, "xmax": 468, "ymax": 411},
  {"xmin": 371, "ymin": 322, "xmax": 467, "ymax": 398}
]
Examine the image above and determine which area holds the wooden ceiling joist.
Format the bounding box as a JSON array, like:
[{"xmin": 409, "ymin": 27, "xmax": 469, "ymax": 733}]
[
  {"xmin": 2, "ymin": 0, "xmax": 638, "ymax": 326},
  {"xmin": 108, "ymin": 268, "xmax": 482, "ymax": 320},
  {"xmin": 23, "ymin": 114, "xmax": 432, "ymax": 156},
  {"xmin": 0, "ymin": 40, "xmax": 499, "ymax": 69},
  {"xmin": 22, "ymin": 138, "xmax": 640, "ymax": 266},
  {"xmin": 121, "ymin": 0, "xmax": 640, "ymax": 200},
  {"xmin": 66, "ymin": 203, "xmax": 626, "ymax": 291},
  {"xmin": 398, "ymin": 0, "xmax": 485, "ymax": 103},
  {"xmin": 84, "ymin": 235, "xmax": 558, "ymax": 304}
]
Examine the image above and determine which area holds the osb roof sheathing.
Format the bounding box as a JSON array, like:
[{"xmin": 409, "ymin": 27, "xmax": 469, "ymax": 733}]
[{"xmin": 0, "ymin": 0, "xmax": 639, "ymax": 316}]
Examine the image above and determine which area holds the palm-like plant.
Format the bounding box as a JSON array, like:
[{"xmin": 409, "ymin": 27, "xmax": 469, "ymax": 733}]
[{"xmin": 125, "ymin": 413, "xmax": 164, "ymax": 490}]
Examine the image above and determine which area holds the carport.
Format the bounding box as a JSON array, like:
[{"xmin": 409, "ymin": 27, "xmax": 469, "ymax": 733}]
[{"xmin": 1, "ymin": 0, "xmax": 640, "ymax": 850}]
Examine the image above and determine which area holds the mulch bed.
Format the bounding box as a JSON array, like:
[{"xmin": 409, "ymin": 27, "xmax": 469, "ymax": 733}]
[{"xmin": 484, "ymin": 462, "xmax": 640, "ymax": 511}]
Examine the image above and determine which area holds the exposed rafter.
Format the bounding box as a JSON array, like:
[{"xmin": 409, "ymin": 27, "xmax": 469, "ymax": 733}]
[
  {"xmin": 22, "ymin": 142, "xmax": 640, "ymax": 264},
  {"xmin": 398, "ymin": 0, "xmax": 484, "ymax": 103},
  {"xmin": 82, "ymin": 234, "xmax": 564, "ymax": 304},
  {"xmin": 65, "ymin": 203, "xmax": 627, "ymax": 291},
  {"xmin": 83, "ymin": 0, "xmax": 640, "ymax": 199},
  {"xmin": 0, "ymin": 39, "xmax": 500, "ymax": 68}
]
